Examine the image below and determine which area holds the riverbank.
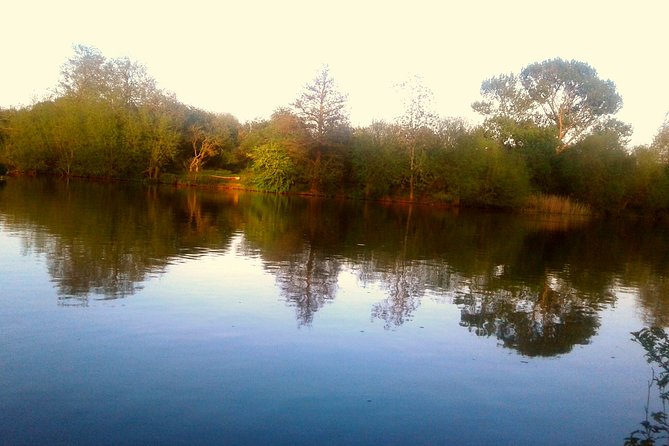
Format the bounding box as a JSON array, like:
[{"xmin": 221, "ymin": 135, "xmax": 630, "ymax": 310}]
[
  {"xmin": 3, "ymin": 170, "xmax": 599, "ymax": 217},
  {"xmin": 159, "ymin": 171, "xmax": 599, "ymax": 217}
]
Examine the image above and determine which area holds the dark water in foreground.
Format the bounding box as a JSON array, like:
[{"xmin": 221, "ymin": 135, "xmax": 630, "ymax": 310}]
[{"xmin": 1, "ymin": 178, "xmax": 668, "ymax": 445}]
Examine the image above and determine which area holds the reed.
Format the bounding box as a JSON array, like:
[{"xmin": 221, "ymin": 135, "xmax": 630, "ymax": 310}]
[{"xmin": 522, "ymin": 194, "xmax": 593, "ymax": 216}]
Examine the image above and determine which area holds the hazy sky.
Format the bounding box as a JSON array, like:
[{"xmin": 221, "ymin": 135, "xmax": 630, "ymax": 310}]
[{"xmin": 2, "ymin": 0, "xmax": 667, "ymax": 145}]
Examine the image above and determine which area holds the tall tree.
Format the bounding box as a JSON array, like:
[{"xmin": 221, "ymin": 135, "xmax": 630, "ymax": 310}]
[
  {"xmin": 133, "ymin": 100, "xmax": 181, "ymax": 179},
  {"xmin": 396, "ymin": 75, "xmax": 436, "ymax": 201},
  {"xmin": 292, "ymin": 65, "xmax": 348, "ymax": 192},
  {"xmin": 651, "ymin": 115, "xmax": 669, "ymax": 163},
  {"xmin": 107, "ymin": 57, "xmax": 159, "ymax": 109},
  {"xmin": 474, "ymin": 58, "xmax": 623, "ymax": 153},
  {"xmin": 58, "ymin": 44, "xmax": 160, "ymax": 109},
  {"xmin": 58, "ymin": 44, "xmax": 110, "ymax": 101},
  {"xmin": 520, "ymin": 59, "xmax": 623, "ymax": 151},
  {"xmin": 472, "ymin": 73, "xmax": 534, "ymax": 122}
]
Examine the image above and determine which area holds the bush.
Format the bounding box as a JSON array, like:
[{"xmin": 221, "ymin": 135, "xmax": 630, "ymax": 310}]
[
  {"xmin": 556, "ymin": 135, "xmax": 635, "ymax": 212},
  {"xmin": 249, "ymin": 142, "xmax": 296, "ymax": 193},
  {"xmin": 434, "ymin": 132, "xmax": 531, "ymax": 208}
]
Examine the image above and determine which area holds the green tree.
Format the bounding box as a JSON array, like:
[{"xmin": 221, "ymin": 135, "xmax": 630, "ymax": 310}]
[
  {"xmin": 421, "ymin": 118, "xmax": 472, "ymax": 203},
  {"xmin": 651, "ymin": 116, "xmax": 669, "ymax": 163},
  {"xmin": 432, "ymin": 128, "xmax": 531, "ymax": 207},
  {"xmin": 58, "ymin": 45, "xmax": 160, "ymax": 107},
  {"xmin": 434, "ymin": 117, "xmax": 471, "ymax": 150},
  {"xmin": 472, "ymin": 73, "xmax": 534, "ymax": 122},
  {"xmin": 487, "ymin": 118, "xmax": 559, "ymax": 193},
  {"xmin": 0, "ymin": 108, "xmax": 10, "ymax": 147},
  {"xmin": 239, "ymin": 109, "xmax": 311, "ymax": 187},
  {"xmin": 107, "ymin": 56, "xmax": 160, "ymax": 109},
  {"xmin": 4, "ymin": 45, "xmax": 182, "ymax": 179},
  {"xmin": 58, "ymin": 44, "xmax": 111, "ymax": 101},
  {"xmin": 556, "ymin": 131, "xmax": 634, "ymax": 212},
  {"xmin": 351, "ymin": 121, "xmax": 406, "ymax": 198},
  {"xmin": 521, "ymin": 59, "xmax": 623, "ymax": 152},
  {"xmin": 0, "ymin": 108, "xmax": 9, "ymax": 173},
  {"xmin": 3, "ymin": 103, "xmax": 53, "ymax": 173},
  {"xmin": 249, "ymin": 142, "xmax": 296, "ymax": 193},
  {"xmin": 396, "ymin": 75, "xmax": 437, "ymax": 201},
  {"xmin": 183, "ymin": 109, "xmax": 239, "ymax": 174},
  {"xmin": 629, "ymin": 146, "xmax": 669, "ymax": 211},
  {"xmin": 475, "ymin": 58, "xmax": 623, "ymax": 153},
  {"xmin": 292, "ymin": 65, "xmax": 349, "ymax": 193},
  {"xmin": 131, "ymin": 99, "xmax": 181, "ymax": 179}
]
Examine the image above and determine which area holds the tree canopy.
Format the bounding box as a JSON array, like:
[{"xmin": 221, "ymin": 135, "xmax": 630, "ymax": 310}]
[
  {"xmin": 58, "ymin": 44, "xmax": 160, "ymax": 108},
  {"xmin": 474, "ymin": 58, "xmax": 623, "ymax": 153},
  {"xmin": 291, "ymin": 65, "xmax": 350, "ymax": 193},
  {"xmin": 651, "ymin": 116, "xmax": 669, "ymax": 163}
]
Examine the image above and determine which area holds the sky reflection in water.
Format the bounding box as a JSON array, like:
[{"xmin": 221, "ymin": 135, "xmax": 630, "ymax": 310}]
[{"xmin": 0, "ymin": 178, "xmax": 667, "ymax": 445}]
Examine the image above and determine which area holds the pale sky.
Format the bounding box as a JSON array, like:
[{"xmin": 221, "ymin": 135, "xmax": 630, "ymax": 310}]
[{"xmin": 2, "ymin": 0, "xmax": 667, "ymax": 146}]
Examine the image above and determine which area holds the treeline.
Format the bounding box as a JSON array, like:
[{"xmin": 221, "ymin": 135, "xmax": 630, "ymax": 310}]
[
  {"xmin": 0, "ymin": 46, "xmax": 240, "ymax": 180},
  {"xmin": 1, "ymin": 45, "xmax": 669, "ymax": 213}
]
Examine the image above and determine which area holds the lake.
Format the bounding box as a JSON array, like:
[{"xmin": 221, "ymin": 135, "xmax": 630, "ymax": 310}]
[{"xmin": 1, "ymin": 178, "xmax": 667, "ymax": 445}]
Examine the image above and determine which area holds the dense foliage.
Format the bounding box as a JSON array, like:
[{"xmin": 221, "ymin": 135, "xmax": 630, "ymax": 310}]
[{"xmin": 1, "ymin": 47, "xmax": 668, "ymax": 213}]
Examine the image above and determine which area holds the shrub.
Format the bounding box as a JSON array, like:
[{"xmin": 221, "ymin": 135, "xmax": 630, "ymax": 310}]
[{"xmin": 249, "ymin": 142, "xmax": 296, "ymax": 193}]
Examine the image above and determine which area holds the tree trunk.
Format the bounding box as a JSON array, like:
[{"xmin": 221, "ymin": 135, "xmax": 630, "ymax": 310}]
[
  {"xmin": 310, "ymin": 147, "xmax": 322, "ymax": 194},
  {"xmin": 409, "ymin": 144, "xmax": 415, "ymax": 202}
]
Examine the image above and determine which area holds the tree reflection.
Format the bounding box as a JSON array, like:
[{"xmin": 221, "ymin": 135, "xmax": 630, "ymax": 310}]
[
  {"xmin": 371, "ymin": 257, "xmax": 425, "ymax": 328},
  {"xmin": 2, "ymin": 178, "xmax": 669, "ymax": 359},
  {"xmin": 240, "ymin": 196, "xmax": 347, "ymax": 326},
  {"xmin": 0, "ymin": 179, "xmax": 237, "ymax": 301},
  {"xmin": 370, "ymin": 205, "xmax": 426, "ymax": 328},
  {"xmin": 454, "ymin": 273, "xmax": 611, "ymax": 356},
  {"xmin": 637, "ymin": 277, "xmax": 669, "ymax": 327},
  {"xmin": 47, "ymin": 237, "xmax": 155, "ymax": 305},
  {"xmin": 274, "ymin": 245, "xmax": 340, "ymax": 327},
  {"xmin": 623, "ymin": 222, "xmax": 669, "ymax": 326}
]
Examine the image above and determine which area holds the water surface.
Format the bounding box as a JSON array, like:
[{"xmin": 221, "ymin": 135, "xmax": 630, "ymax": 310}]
[{"xmin": 1, "ymin": 178, "xmax": 667, "ymax": 445}]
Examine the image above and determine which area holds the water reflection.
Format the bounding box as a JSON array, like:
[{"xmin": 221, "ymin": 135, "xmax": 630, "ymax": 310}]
[
  {"xmin": 626, "ymin": 327, "xmax": 669, "ymax": 445},
  {"xmin": 275, "ymin": 246, "xmax": 341, "ymax": 327},
  {"xmin": 1, "ymin": 178, "xmax": 669, "ymax": 356},
  {"xmin": 371, "ymin": 257, "xmax": 425, "ymax": 328},
  {"xmin": 454, "ymin": 275, "xmax": 612, "ymax": 357},
  {"xmin": 0, "ymin": 181, "xmax": 239, "ymax": 302}
]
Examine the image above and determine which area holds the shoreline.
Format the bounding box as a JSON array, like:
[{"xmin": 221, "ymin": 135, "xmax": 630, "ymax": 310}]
[{"xmin": 2, "ymin": 171, "xmax": 600, "ymax": 218}]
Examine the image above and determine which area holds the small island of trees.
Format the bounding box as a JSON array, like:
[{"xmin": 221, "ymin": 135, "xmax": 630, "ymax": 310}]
[{"xmin": 1, "ymin": 45, "xmax": 668, "ymax": 215}]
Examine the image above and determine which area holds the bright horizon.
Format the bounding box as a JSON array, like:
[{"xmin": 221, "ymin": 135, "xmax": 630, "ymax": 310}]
[{"xmin": 2, "ymin": 0, "xmax": 667, "ymax": 146}]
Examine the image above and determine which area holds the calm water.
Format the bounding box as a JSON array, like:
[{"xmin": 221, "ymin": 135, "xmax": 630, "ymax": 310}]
[{"xmin": 1, "ymin": 178, "xmax": 668, "ymax": 445}]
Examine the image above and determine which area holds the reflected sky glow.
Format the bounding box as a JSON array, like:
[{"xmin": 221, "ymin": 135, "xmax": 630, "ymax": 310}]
[{"xmin": 0, "ymin": 179, "xmax": 667, "ymax": 445}]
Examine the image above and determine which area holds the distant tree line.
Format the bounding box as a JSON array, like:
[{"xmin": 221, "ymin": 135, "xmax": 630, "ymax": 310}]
[
  {"xmin": 1, "ymin": 45, "xmax": 669, "ymax": 213},
  {"xmin": 0, "ymin": 45, "xmax": 240, "ymax": 180}
]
